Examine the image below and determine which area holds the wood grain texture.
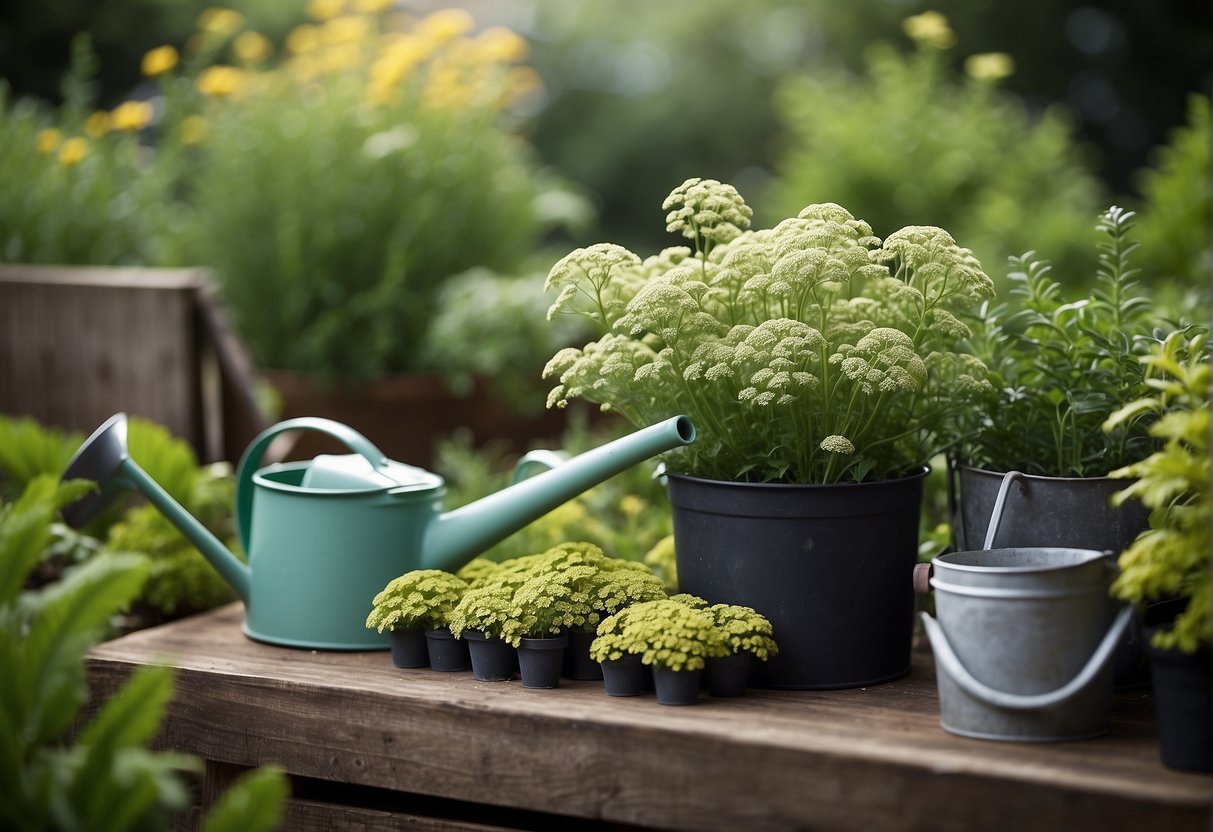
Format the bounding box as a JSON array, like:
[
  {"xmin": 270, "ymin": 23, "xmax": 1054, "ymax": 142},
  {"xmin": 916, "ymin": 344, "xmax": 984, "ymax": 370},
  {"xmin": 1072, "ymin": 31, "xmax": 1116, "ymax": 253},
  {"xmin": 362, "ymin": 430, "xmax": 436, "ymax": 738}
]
[{"xmin": 87, "ymin": 604, "xmax": 1212, "ymax": 832}]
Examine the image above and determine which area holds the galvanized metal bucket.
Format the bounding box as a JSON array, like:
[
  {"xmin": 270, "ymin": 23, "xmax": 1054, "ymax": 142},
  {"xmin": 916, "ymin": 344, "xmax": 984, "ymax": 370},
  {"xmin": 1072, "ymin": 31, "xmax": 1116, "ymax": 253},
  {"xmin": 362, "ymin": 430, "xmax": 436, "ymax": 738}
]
[{"xmin": 918, "ymin": 470, "xmax": 1132, "ymax": 742}]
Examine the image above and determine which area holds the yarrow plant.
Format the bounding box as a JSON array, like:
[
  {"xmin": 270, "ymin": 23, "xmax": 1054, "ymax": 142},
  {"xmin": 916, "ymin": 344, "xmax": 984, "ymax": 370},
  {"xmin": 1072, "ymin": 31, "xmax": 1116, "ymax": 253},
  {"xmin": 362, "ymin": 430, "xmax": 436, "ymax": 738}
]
[
  {"xmin": 544, "ymin": 178, "xmax": 995, "ymax": 483},
  {"xmin": 705, "ymin": 604, "xmax": 779, "ymax": 662},
  {"xmin": 589, "ymin": 599, "xmax": 729, "ymax": 671},
  {"xmin": 365, "ymin": 569, "xmax": 468, "ymax": 632}
]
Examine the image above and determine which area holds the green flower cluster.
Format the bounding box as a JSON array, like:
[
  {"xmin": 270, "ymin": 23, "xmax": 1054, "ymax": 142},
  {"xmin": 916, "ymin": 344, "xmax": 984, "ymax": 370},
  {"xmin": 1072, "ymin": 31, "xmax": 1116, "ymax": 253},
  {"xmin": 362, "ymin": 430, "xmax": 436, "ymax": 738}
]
[
  {"xmin": 448, "ymin": 541, "xmax": 665, "ymax": 646},
  {"xmin": 544, "ymin": 178, "xmax": 994, "ymax": 483},
  {"xmin": 590, "ymin": 598, "xmax": 729, "ymax": 672},
  {"xmin": 364, "ymin": 569, "xmax": 468, "ymax": 633},
  {"xmin": 590, "ymin": 595, "xmax": 777, "ymax": 670},
  {"xmin": 708, "ymin": 604, "xmax": 779, "ymax": 662}
]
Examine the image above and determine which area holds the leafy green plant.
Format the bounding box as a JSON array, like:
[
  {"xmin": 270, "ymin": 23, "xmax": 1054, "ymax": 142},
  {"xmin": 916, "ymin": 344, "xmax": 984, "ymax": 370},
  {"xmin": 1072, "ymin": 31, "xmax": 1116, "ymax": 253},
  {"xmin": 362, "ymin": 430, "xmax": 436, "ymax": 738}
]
[
  {"xmin": 1134, "ymin": 95, "xmax": 1211, "ymax": 297},
  {"xmin": 544, "ymin": 177, "xmax": 995, "ymax": 484},
  {"xmin": 1104, "ymin": 331, "xmax": 1209, "ymax": 653},
  {"xmin": 0, "ymin": 476, "xmax": 287, "ymax": 832},
  {"xmin": 587, "ymin": 567, "xmax": 668, "ymax": 623},
  {"xmin": 707, "ymin": 604, "xmax": 779, "ymax": 661},
  {"xmin": 165, "ymin": 6, "xmax": 559, "ymax": 384},
  {"xmin": 0, "ymin": 415, "xmax": 82, "ymax": 499},
  {"xmin": 0, "ymin": 37, "xmax": 182, "ymax": 266},
  {"xmin": 365, "ymin": 569, "xmax": 468, "ymax": 633},
  {"xmin": 767, "ymin": 12, "xmax": 1102, "ymax": 288},
  {"xmin": 959, "ymin": 206, "xmax": 1200, "ymax": 477},
  {"xmin": 589, "ymin": 598, "xmax": 728, "ymax": 671}
]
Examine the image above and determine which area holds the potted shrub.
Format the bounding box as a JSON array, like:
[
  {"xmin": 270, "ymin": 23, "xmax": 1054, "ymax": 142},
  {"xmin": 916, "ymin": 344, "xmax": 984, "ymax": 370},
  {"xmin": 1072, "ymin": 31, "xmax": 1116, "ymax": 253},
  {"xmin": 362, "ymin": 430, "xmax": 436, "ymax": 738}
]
[
  {"xmin": 502, "ymin": 565, "xmax": 598, "ymax": 688},
  {"xmin": 365, "ymin": 569, "xmax": 468, "ymax": 669},
  {"xmin": 703, "ymin": 604, "xmax": 779, "ymax": 697},
  {"xmin": 1103, "ymin": 331, "xmax": 1210, "ymax": 772},
  {"xmin": 544, "ymin": 177, "xmax": 995, "ymax": 689},
  {"xmin": 449, "ymin": 584, "xmax": 518, "ymax": 681},
  {"xmin": 564, "ymin": 565, "xmax": 668, "ymax": 680},
  {"xmin": 590, "ymin": 599, "xmax": 728, "ymax": 705},
  {"xmin": 951, "ymin": 207, "xmax": 1171, "ymax": 554}
]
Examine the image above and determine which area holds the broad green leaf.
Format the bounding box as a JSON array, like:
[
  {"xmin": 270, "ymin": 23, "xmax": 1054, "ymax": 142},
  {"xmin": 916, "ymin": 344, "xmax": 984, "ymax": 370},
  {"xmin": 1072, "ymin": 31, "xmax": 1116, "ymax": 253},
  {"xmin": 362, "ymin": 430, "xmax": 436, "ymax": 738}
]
[{"xmin": 202, "ymin": 766, "xmax": 290, "ymax": 832}]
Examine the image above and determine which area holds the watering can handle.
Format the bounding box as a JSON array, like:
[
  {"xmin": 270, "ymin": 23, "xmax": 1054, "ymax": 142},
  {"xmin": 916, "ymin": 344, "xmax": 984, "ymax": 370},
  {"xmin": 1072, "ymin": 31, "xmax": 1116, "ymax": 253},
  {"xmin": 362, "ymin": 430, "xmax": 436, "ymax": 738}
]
[
  {"xmin": 234, "ymin": 417, "xmax": 391, "ymax": 554},
  {"xmin": 510, "ymin": 449, "xmax": 569, "ymax": 485},
  {"xmin": 920, "ymin": 606, "xmax": 1132, "ymax": 711}
]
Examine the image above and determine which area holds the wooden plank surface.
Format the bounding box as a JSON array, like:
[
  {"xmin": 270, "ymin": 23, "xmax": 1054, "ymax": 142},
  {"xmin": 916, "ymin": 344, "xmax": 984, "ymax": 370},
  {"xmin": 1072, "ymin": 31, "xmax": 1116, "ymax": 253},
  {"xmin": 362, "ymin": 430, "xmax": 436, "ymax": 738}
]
[{"xmin": 87, "ymin": 604, "xmax": 1212, "ymax": 832}]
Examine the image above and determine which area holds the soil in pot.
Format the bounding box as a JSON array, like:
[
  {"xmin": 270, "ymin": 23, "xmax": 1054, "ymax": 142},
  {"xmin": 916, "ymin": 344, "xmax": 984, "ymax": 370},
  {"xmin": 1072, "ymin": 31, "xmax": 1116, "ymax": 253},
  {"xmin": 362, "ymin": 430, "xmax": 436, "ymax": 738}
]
[
  {"xmin": 600, "ymin": 654, "xmax": 645, "ymax": 697},
  {"xmin": 1144, "ymin": 599, "xmax": 1212, "ymax": 773},
  {"xmin": 518, "ymin": 635, "xmax": 569, "ymax": 689},
  {"xmin": 464, "ymin": 630, "xmax": 517, "ymax": 681},
  {"xmin": 424, "ymin": 627, "xmax": 470, "ymax": 672},
  {"xmin": 652, "ymin": 666, "xmax": 702, "ymax": 705},
  {"xmin": 389, "ymin": 627, "xmax": 429, "ymax": 668}
]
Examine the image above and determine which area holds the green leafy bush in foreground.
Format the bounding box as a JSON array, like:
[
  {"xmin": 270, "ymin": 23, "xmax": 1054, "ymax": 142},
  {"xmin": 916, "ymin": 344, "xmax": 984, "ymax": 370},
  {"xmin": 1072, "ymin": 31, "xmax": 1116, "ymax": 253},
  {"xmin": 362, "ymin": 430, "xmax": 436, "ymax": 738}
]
[{"xmin": 0, "ymin": 476, "xmax": 287, "ymax": 831}]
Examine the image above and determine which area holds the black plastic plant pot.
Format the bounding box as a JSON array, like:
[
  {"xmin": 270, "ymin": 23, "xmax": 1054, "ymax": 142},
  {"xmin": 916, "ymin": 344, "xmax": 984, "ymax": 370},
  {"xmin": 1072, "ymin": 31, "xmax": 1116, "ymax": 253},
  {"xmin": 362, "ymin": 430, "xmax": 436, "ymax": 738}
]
[
  {"xmin": 562, "ymin": 628, "xmax": 604, "ymax": 681},
  {"xmin": 464, "ymin": 630, "xmax": 516, "ymax": 681},
  {"xmin": 668, "ymin": 469, "xmax": 927, "ymax": 690},
  {"xmin": 652, "ymin": 666, "xmax": 702, "ymax": 706},
  {"xmin": 1144, "ymin": 600, "xmax": 1212, "ymax": 773},
  {"xmin": 424, "ymin": 627, "xmax": 470, "ymax": 672},
  {"xmin": 707, "ymin": 652, "xmax": 752, "ymax": 697},
  {"xmin": 388, "ymin": 627, "xmax": 429, "ymax": 669},
  {"xmin": 518, "ymin": 635, "xmax": 569, "ymax": 689},
  {"xmin": 600, "ymin": 655, "xmax": 645, "ymax": 697}
]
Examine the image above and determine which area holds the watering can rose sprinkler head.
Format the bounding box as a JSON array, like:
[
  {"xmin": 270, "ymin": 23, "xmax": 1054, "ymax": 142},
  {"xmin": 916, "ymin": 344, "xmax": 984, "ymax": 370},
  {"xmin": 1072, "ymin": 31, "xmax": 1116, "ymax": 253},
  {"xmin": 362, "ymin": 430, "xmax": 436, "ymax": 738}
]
[{"xmin": 61, "ymin": 412, "xmax": 696, "ymax": 650}]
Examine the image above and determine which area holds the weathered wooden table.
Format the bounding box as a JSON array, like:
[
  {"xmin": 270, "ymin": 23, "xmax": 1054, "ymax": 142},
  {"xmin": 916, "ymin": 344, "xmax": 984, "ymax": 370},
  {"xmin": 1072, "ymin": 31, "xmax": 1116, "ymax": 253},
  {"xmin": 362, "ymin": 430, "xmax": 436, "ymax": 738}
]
[{"xmin": 86, "ymin": 603, "xmax": 1211, "ymax": 832}]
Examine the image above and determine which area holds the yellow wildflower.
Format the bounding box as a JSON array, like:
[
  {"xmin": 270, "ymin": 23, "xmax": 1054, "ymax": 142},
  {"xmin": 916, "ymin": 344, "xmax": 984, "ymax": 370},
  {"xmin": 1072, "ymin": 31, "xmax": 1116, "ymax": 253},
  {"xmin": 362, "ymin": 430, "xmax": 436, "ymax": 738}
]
[
  {"xmin": 84, "ymin": 111, "xmax": 111, "ymax": 138},
  {"xmin": 620, "ymin": 495, "xmax": 645, "ymax": 519},
  {"xmin": 474, "ymin": 27, "xmax": 528, "ymax": 64},
  {"xmin": 181, "ymin": 115, "xmax": 208, "ymax": 145},
  {"xmin": 197, "ymin": 7, "xmax": 244, "ymax": 36},
  {"xmin": 353, "ymin": 0, "xmax": 393, "ymax": 13},
  {"xmin": 287, "ymin": 24, "xmax": 322, "ymax": 55},
  {"xmin": 902, "ymin": 11, "xmax": 956, "ymax": 50},
  {"xmin": 414, "ymin": 8, "xmax": 474, "ymax": 44},
  {"xmin": 965, "ymin": 52, "xmax": 1015, "ymax": 82},
  {"xmin": 323, "ymin": 14, "xmax": 370, "ymax": 45},
  {"xmin": 197, "ymin": 65, "xmax": 244, "ymax": 97},
  {"xmin": 111, "ymin": 100, "xmax": 154, "ymax": 132},
  {"xmin": 58, "ymin": 137, "xmax": 89, "ymax": 167},
  {"xmin": 307, "ymin": 0, "xmax": 345, "ymax": 22},
  {"xmin": 233, "ymin": 31, "xmax": 273, "ymax": 65},
  {"xmin": 506, "ymin": 66, "xmax": 543, "ymax": 100},
  {"xmin": 321, "ymin": 43, "xmax": 362, "ymax": 73},
  {"xmin": 141, "ymin": 45, "xmax": 179, "ymax": 77},
  {"xmin": 36, "ymin": 128, "xmax": 62, "ymax": 155}
]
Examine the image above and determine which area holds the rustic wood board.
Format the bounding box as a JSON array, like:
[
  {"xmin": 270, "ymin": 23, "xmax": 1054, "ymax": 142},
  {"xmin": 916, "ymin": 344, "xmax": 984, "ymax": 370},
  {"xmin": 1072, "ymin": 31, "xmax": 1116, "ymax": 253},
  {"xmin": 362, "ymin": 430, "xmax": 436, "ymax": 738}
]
[{"xmin": 87, "ymin": 604, "xmax": 1212, "ymax": 832}]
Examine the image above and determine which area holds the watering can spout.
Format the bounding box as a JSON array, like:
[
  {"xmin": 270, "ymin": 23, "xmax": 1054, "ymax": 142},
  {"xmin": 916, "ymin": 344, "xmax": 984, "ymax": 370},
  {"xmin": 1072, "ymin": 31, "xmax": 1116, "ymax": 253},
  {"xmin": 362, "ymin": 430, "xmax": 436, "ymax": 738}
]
[
  {"xmin": 60, "ymin": 414, "xmax": 251, "ymax": 601},
  {"xmin": 421, "ymin": 415, "xmax": 696, "ymax": 572}
]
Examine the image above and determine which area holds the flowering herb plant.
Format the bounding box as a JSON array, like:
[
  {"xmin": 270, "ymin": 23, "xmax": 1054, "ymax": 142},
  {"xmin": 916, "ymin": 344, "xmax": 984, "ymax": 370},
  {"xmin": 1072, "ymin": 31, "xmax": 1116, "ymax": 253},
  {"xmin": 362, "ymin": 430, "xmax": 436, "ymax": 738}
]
[
  {"xmin": 706, "ymin": 603, "xmax": 779, "ymax": 662},
  {"xmin": 544, "ymin": 178, "xmax": 995, "ymax": 484},
  {"xmin": 365, "ymin": 568, "xmax": 467, "ymax": 632},
  {"xmin": 589, "ymin": 598, "xmax": 729, "ymax": 671}
]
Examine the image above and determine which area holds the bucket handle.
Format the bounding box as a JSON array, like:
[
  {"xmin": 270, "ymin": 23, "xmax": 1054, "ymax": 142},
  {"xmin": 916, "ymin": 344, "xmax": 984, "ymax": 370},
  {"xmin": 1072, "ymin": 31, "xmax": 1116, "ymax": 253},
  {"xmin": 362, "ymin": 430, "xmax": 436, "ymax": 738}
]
[
  {"xmin": 921, "ymin": 606, "xmax": 1132, "ymax": 711},
  {"xmin": 983, "ymin": 470, "xmax": 1025, "ymax": 550},
  {"xmin": 235, "ymin": 417, "xmax": 390, "ymax": 555}
]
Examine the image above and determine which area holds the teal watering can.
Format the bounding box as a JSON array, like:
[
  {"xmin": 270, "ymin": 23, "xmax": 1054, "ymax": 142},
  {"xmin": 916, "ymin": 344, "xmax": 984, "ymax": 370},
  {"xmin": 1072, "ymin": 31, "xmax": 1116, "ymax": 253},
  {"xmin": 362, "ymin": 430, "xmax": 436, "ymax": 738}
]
[{"xmin": 61, "ymin": 413, "xmax": 695, "ymax": 650}]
